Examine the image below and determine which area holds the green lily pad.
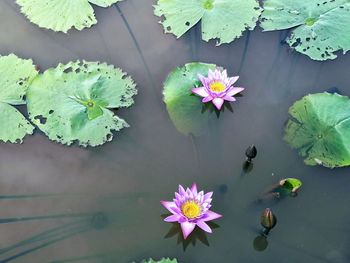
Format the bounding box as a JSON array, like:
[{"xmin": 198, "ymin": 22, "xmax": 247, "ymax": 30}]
[
  {"xmin": 26, "ymin": 61, "xmax": 137, "ymax": 147},
  {"xmin": 163, "ymin": 62, "xmax": 216, "ymax": 136},
  {"xmin": 16, "ymin": 0, "xmax": 123, "ymax": 33},
  {"xmin": 154, "ymin": 0, "xmax": 261, "ymax": 45},
  {"xmin": 281, "ymin": 178, "xmax": 302, "ymax": 192},
  {"xmin": 260, "ymin": 0, "xmax": 350, "ymax": 60},
  {"xmin": 0, "ymin": 54, "xmax": 37, "ymax": 143},
  {"xmin": 142, "ymin": 259, "xmax": 178, "ymax": 263},
  {"xmin": 284, "ymin": 93, "xmax": 350, "ymax": 168}
]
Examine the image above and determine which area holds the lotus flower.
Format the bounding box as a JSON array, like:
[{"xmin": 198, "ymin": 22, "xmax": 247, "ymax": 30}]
[
  {"xmin": 161, "ymin": 183, "xmax": 222, "ymax": 239},
  {"xmin": 192, "ymin": 69, "xmax": 244, "ymax": 110}
]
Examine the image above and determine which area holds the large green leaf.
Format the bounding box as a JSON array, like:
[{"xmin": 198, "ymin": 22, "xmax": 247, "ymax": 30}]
[
  {"xmin": 163, "ymin": 62, "xmax": 215, "ymax": 136},
  {"xmin": 284, "ymin": 93, "xmax": 350, "ymax": 168},
  {"xmin": 26, "ymin": 61, "xmax": 137, "ymax": 147},
  {"xmin": 0, "ymin": 54, "xmax": 36, "ymax": 143},
  {"xmin": 16, "ymin": 0, "xmax": 123, "ymax": 33},
  {"xmin": 261, "ymin": 0, "xmax": 350, "ymax": 61},
  {"xmin": 154, "ymin": 0, "xmax": 261, "ymax": 45}
]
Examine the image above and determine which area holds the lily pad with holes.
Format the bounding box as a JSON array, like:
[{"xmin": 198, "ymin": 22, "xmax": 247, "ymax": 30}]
[
  {"xmin": 16, "ymin": 0, "xmax": 124, "ymax": 33},
  {"xmin": 0, "ymin": 54, "xmax": 37, "ymax": 143},
  {"xmin": 26, "ymin": 61, "xmax": 137, "ymax": 147},
  {"xmin": 154, "ymin": 0, "xmax": 261, "ymax": 45},
  {"xmin": 260, "ymin": 0, "xmax": 350, "ymax": 61},
  {"xmin": 284, "ymin": 93, "xmax": 350, "ymax": 168},
  {"xmin": 163, "ymin": 62, "xmax": 216, "ymax": 136}
]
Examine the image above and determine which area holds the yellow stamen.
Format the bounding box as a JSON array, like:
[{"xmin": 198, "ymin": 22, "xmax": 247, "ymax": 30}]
[
  {"xmin": 209, "ymin": 81, "xmax": 225, "ymax": 93},
  {"xmin": 181, "ymin": 200, "xmax": 201, "ymax": 219}
]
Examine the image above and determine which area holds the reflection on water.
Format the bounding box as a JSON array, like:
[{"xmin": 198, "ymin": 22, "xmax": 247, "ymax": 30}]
[{"xmin": 1, "ymin": 0, "xmax": 350, "ymax": 262}]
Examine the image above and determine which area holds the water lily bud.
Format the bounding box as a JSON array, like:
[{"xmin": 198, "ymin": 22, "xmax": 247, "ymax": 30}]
[
  {"xmin": 245, "ymin": 145, "xmax": 257, "ymax": 161},
  {"xmin": 261, "ymin": 208, "xmax": 277, "ymax": 230}
]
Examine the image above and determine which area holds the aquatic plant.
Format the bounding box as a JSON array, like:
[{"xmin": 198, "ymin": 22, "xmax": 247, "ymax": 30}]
[
  {"xmin": 280, "ymin": 178, "xmax": 302, "ymax": 194},
  {"xmin": 163, "ymin": 63, "xmax": 216, "ymax": 136},
  {"xmin": 0, "ymin": 54, "xmax": 37, "ymax": 143},
  {"xmin": 154, "ymin": 0, "xmax": 261, "ymax": 45},
  {"xmin": 284, "ymin": 93, "xmax": 350, "ymax": 168},
  {"xmin": 26, "ymin": 61, "xmax": 137, "ymax": 147},
  {"xmin": 16, "ymin": 0, "xmax": 124, "ymax": 33},
  {"xmin": 260, "ymin": 208, "xmax": 276, "ymax": 235},
  {"xmin": 260, "ymin": 0, "xmax": 350, "ymax": 60},
  {"xmin": 192, "ymin": 69, "xmax": 244, "ymax": 110},
  {"xmin": 161, "ymin": 183, "xmax": 222, "ymax": 239}
]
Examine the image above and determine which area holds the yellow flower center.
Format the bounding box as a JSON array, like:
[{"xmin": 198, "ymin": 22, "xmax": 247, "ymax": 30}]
[
  {"xmin": 209, "ymin": 81, "xmax": 226, "ymax": 93},
  {"xmin": 181, "ymin": 200, "xmax": 201, "ymax": 219}
]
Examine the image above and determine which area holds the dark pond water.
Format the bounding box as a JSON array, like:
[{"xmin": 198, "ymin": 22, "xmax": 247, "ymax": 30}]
[{"xmin": 1, "ymin": 0, "xmax": 350, "ymax": 262}]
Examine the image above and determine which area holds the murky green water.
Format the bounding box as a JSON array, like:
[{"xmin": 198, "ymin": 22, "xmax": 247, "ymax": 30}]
[{"xmin": 1, "ymin": 0, "xmax": 350, "ymax": 262}]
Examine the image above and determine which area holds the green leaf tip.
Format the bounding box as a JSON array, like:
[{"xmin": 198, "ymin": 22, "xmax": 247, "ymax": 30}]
[
  {"xmin": 285, "ymin": 92, "xmax": 350, "ymax": 168},
  {"xmin": 154, "ymin": 0, "xmax": 261, "ymax": 45},
  {"xmin": 261, "ymin": 0, "xmax": 350, "ymax": 60},
  {"xmin": 26, "ymin": 60, "xmax": 137, "ymax": 147},
  {"xmin": 16, "ymin": 0, "xmax": 125, "ymax": 33},
  {"xmin": 0, "ymin": 54, "xmax": 37, "ymax": 143}
]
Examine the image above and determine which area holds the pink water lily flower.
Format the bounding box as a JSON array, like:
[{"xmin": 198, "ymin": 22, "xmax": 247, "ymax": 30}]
[
  {"xmin": 192, "ymin": 69, "xmax": 244, "ymax": 110},
  {"xmin": 161, "ymin": 183, "xmax": 222, "ymax": 239}
]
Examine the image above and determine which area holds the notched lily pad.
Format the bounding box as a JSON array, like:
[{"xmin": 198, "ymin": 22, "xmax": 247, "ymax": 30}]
[
  {"xmin": 261, "ymin": 0, "xmax": 350, "ymax": 60},
  {"xmin": 163, "ymin": 62, "xmax": 216, "ymax": 136},
  {"xmin": 16, "ymin": 0, "xmax": 124, "ymax": 33},
  {"xmin": 26, "ymin": 61, "xmax": 137, "ymax": 147},
  {"xmin": 154, "ymin": 0, "xmax": 261, "ymax": 45},
  {"xmin": 285, "ymin": 93, "xmax": 350, "ymax": 168},
  {"xmin": 0, "ymin": 54, "xmax": 37, "ymax": 143}
]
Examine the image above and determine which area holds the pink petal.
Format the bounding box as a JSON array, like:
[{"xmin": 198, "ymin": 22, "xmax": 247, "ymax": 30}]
[
  {"xmin": 224, "ymin": 96, "xmax": 236, "ymax": 102},
  {"xmin": 226, "ymin": 87, "xmax": 244, "ymax": 97},
  {"xmin": 196, "ymin": 220, "xmax": 212, "ymax": 233},
  {"xmin": 228, "ymin": 76, "xmax": 239, "ymax": 86},
  {"xmin": 191, "ymin": 183, "xmax": 198, "ymax": 195},
  {"xmin": 181, "ymin": 221, "xmax": 196, "ymax": 239},
  {"xmin": 203, "ymin": 192, "xmax": 213, "ymax": 201},
  {"xmin": 202, "ymin": 210, "xmax": 222, "ymax": 222},
  {"xmin": 164, "ymin": 214, "xmax": 181, "ymax": 222},
  {"xmin": 160, "ymin": 201, "xmax": 180, "ymax": 215},
  {"xmin": 178, "ymin": 185, "xmax": 186, "ymax": 195},
  {"xmin": 192, "ymin": 87, "xmax": 209, "ymax": 98},
  {"xmin": 197, "ymin": 74, "xmax": 207, "ymax": 85},
  {"xmin": 212, "ymin": 98, "xmax": 224, "ymax": 110},
  {"xmin": 202, "ymin": 96, "xmax": 213, "ymax": 103}
]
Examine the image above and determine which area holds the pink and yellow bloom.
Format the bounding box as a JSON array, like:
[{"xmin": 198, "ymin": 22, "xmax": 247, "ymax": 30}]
[
  {"xmin": 161, "ymin": 183, "xmax": 222, "ymax": 239},
  {"xmin": 192, "ymin": 69, "xmax": 244, "ymax": 110}
]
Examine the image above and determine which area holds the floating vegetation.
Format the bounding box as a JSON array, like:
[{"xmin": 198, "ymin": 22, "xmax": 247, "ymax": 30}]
[
  {"xmin": 26, "ymin": 61, "xmax": 137, "ymax": 147},
  {"xmin": 16, "ymin": 0, "xmax": 124, "ymax": 33},
  {"xmin": 161, "ymin": 183, "xmax": 222, "ymax": 239},
  {"xmin": 0, "ymin": 54, "xmax": 37, "ymax": 143},
  {"xmin": 163, "ymin": 62, "xmax": 216, "ymax": 136},
  {"xmin": 154, "ymin": 0, "xmax": 261, "ymax": 45},
  {"xmin": 285, "ymin": 93, "xmax": 350, "ymax": 168},
  {"xmin": 260, "ymin": 0, "xmax": 350, "ymax": 60},
  {"xmin": 192, "ymin": 68, "xmax": 244, "ymax": 110}
]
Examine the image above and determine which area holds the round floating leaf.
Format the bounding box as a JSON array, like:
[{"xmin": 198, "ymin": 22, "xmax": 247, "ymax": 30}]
[
  {"xmin": 16, "ymin": 0, "xmax": 123, "ymax": 33},
  {"xmin": 163, "ymin": 62, "xmax": 216, "ymax": 136},
  {"xmin": 27, "ymin": 61, "xmax": 137, "ymax": 147},
  {"xmin": 281, "ymin": 178, "xmax": 302, "ymax": 192},
  {"xmin": 0, "ymin": 54, "xmax": 36, "ymax": 143},
  {"xmin": 261, "ymin": 0, "xmax": 350, "ymax": 60},
  {"xmin": 284, "ymin": 93, "xmax": 350, "ymax": 168},
  {"xmin": 154, "ymin": 0, "xmax": 261, "ymax": 45}
]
